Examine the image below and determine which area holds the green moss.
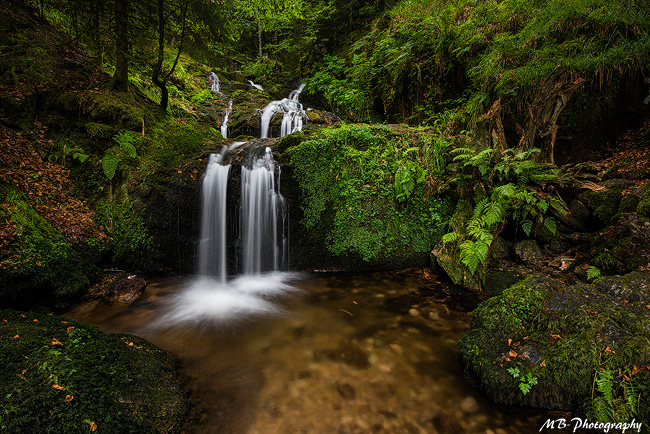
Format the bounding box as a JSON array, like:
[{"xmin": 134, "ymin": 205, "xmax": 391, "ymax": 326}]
[
  {"xmin": 95, "ymin": 195, "xmax": 153, "ymax": 271},
  {"xmin": 637, "ymin": 183, "xmax": 650, "ymax": 218},
  {"xmin": 459, "ymin": 276, "xmax": 650, "ymax": 413},
  {"xmin": 139, "ymin": 118, "xmax": 215, "ymax": 175},
  {"xmin": 0, "ymin": 189, "xmax": 99, "ymax": 306},
  {"xmin": 0, "ymin": 309, "xmax": 186, "ymax": 432},
  {"xmin": 592, "ymin": 238, "xmax": 643, "ymax": 275},
  {"xmin": 285, "ymin": 124, "xmax": 452, "ymax": 270},
  {"xmin": 85, "ymin": 122, "xmax": 116, "ymax": 140}
]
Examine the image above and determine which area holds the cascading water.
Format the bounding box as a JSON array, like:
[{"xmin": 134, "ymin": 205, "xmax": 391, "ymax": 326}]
[
  {"xmin": 197, "ymin": 149, "xmax": 230, "ymax": 283},
  {"xmin": 248, "ymin": 80, "xmax": 264, "ymax": 91},
  {"xmin": 221, "ymin": 100, "xmax": 232, "ymax": 139},
  {"xmin": 163, "ymin": 143, "xmax": 294, "ymax": 326},
  {"xmin": 260, "ymin": 84, "xmax": 306, "ymax": 139},
  {"xmin": 241, "ymin": 147, "xmax": 287, "ymax": 274},
  {"xmin": 208, "ymin": 72, "xmax": 220, "ymax": 93}
]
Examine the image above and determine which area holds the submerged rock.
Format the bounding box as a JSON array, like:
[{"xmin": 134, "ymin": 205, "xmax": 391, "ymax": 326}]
[
  {"xmin": 459, "ymin": 274, "xmax": 650, "ymax": 413},
  {"xmin": 88, "ymin": 272, "xmax": 147, "ymax": 303}
]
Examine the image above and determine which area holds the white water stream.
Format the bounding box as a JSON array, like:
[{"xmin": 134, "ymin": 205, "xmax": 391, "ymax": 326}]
[
  {"xmin": 165, "ymin": 143, "xmax": 291, "ymax": 325},
  {"xmin": 260, "ymin": 84, "xmax": 306, "ymax": 139}
]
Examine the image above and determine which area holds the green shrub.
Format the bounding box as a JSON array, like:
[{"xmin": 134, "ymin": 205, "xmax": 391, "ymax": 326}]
[{"xmin": 286, "ymin": 124, "xmax": 452, "ymax": 269}]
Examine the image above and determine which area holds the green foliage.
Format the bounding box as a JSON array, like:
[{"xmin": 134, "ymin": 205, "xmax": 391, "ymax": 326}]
[
  {"xmin": 442, "ymin": 146, "xmax": 564, "ymax": 278},
  {"xmin": 101, "ymin": 154, "xmax": 119, "ymax": 180},
  {"xmin": 0, "ymin": 188, "xmax": 98, "ymax": 305},
  {"xmin": 101, "ymin": 132, "xmax": 138, "ymax": 180},
  {"xmin": 95, "ymin": 196, "xmax": 153, "ymax": 270},
  {"xmin": 588, "ymin": 369, "xmax": 645, "ymax": 427},
  {"xmin": 507, "ymin": 367, "xmax": 538, "ymax": 395},
  {"xmin": 305, "ymin": 55, "xmax": 374, "ymax": 121},
  {"xmin": 314, "ymin": 0, "xmax": 650, "ymax": 126},
  {"xmin": 286, "ymin": 124, "xmax": 451, "ymax": 268},
  {"xmin": 586, "ymin": 266, "xmax": 602, "ymax": 282}
]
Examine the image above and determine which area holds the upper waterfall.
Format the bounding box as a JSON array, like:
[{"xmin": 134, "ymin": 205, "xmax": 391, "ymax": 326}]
[
  {"xmin": 260, "ymin": 84, "xmax": 306, "ymax": 139},
  {"xmin": 208, "ymin": 72, "xmax": 220, "ymax": 93}
]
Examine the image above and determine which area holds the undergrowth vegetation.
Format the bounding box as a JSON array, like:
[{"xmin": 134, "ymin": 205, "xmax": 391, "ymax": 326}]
[
  {"xmin": 306, "ymin": 0, "xmax": 650, "ymax": 139},
  {"xmin": 285, "ymin": 124, "xmax": 452, "ymax": 269}
]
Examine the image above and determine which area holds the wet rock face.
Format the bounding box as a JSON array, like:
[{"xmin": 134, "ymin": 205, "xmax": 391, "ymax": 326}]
[{"xmin": 459, "ymin": 275, "xmax": 650, "ymax": 410}]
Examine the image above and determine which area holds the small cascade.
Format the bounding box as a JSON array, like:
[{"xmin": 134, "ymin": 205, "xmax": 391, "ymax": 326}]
[
  {"xmin": 208, "ymin": 72, "xmax": 220, "ymax": 93},
  {"xmin": 240, "ymin": 147, "xmax": 287, "ymax": 274},
  {"xmin": 248, "ymin": 80, "xmax": 264, "ymax": 91},
  {"xmin": 197, "ymin": 144, "xmax": 287, "ymax": 279},
  {"xmin": 161, "ymin": 143, "xmax": 293, "ymax": 326},
  {"xmin": 260, "ymin": 84, "xmax": 306, "ymax": 139},
  {"xmin": 197, "ymin": 148, "xmax": 231, "ymax": 283},
  {"xmin": 221, "ymin": 100, "xmax": 233, "ymax": 139}
]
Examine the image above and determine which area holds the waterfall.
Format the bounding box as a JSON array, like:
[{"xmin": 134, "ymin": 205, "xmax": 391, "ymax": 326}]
[
  {"xmin": 197, "ymin": 148, "xmax": 231, "ymax": 283},
  {"xmin": 248, "ymin": 80, "xmax": 264, "ymax": 91},
  {"xmin": 241, "ymin": 147, "xmax": 286, "ymax": 274},
  {"xmin": 208, "ymin": 72, "xmax": 220, "ymax": 93},
  {"xmin": 221, "ymin": 100, "xmax": 232, "ymax": 139},
  {"xmin": 260, "ymin": 84, "xmax": 306, "ymax": 139},
  {"xmin": 197, "ymin": 144, "xmax": 286, "ymax": 279},
  {"xmin": 161, "ymin": 144, "xmax": 293, "ymax": 326}
]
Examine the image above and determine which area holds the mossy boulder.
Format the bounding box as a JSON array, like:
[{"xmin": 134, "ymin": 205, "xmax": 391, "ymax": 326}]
[
  {"xmin": 459, "ymin": 275, "xmax": 650, "ymax": 412},
  {"xmin": 514, "ymin": 240, "xmax": 543, "ymax": 268},
  {"xmin": 580, "ymin": 179, "xmax": 633, "ymax": 227},
  {"xmin": 588, "ymin": 213, "xmax": 650, "ymax": 275},
  {"xmin": 0, "ymin": 309, "xmax": 187, "ymax": 432},
  {"xmin": 638, "ymin": 182, "xmax": 650, "ymax": 218}
]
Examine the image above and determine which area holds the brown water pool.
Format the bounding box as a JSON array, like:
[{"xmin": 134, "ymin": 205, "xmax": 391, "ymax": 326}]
[{"xmin": 63, "ymin": 271, "xmax": 564, "ymax": 434}]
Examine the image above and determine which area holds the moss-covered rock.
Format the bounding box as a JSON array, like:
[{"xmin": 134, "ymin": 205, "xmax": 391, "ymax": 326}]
[
  {"xmin": 514, "ymin": 240, "xmax": 543, "ymax": 268},
  {"xmin": 284, "ymin": 124, "xmax": 452, "ymax": 271},
  {"xmin": 0, "ymin": 309, "xmax": 187, "ymax": 433},
  {"xmin": 431, "ymin": 243, "xmax": 481, "ymax": 290},
  {"xmin": 580, "ymin": 179, "xmax": 633, "ymax": 227},
  {"xmin": 459, "ymin": 275, "xmax": 650, "ymax": 414},
  {"xmin": 638, "ymin": 182, "xmax": 650, "ymax": 218}
]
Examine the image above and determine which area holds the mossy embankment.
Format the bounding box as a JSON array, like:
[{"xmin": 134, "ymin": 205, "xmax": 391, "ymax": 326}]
[{"xmin": 0, "ymin": 309, "xmax": 186, "ymax": 433}]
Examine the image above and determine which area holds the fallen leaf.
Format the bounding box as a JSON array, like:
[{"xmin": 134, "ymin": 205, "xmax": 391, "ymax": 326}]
[
  {"xmin": 352, "ymin": 300, "xmax": 358, "ymax": 305},
  {"xmin": 66, "ymin": 395, "xmax": 74, "ymax": 402},
  {"xmin": 52, "ymin": 338, "xmax": 63, "ymax": 346},
  {"xmin": 61, "ymin": 321, "xmax": 69, "ymax": 324},
  {"xmin": 52, "ymin": 384, "xmax": 65, "ymax": 391},
  {"xmin": 20, "ymin": 314, "xmax": 26, "ymax": 318},
  {"xmin": 604, "ymin": 346, "xmax": 616, "ymax": 355},
  {"xmin": 540, "ymin": 360, "xmax": 546, "ymax": 367},
  {"xmin": 339, "ymin": 309, "xmax": 354, "ymax": 317},
  {"xmin": 90, "ymin": 421, "xmax": 98, "ymax": 431},
  {"xmin": 66, "ymin": 326, "xmax": 75, "ymax": 333},
  {"xmin": 509, "ymin": 349, "xmax": 518, "ymax": 358},
  {"xmin": 508, "ymin": 338, "xmax": 512, "ymax": 346},
  {"xmin": 550, "ymin": 334, "xmax": 562, "ymax": 339},
  {"xmin": 13, "ymin": 334, "xmax": 19, "ymax": 339},
  {"xmin": 33, "ymin": 319, "xmax": 38, "ymax": 322}
]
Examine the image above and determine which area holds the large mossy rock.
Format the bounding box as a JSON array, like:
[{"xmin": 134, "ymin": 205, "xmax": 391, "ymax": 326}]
[
  {"xmin": 0, "ymin": 309, "xmax": 186, "ymax": 433},
  {"xmin": 459, "ymin": 274, "xmax": 650, "ymax": 413}
]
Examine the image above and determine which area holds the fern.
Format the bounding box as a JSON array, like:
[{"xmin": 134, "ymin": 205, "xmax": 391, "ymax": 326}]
[
  {"xmin": 113, "ymin": 132, "xmax": 137, "ymax": 158},
  {"xmin": 102, "ymin": 154, "xmax": 119, "ymax": 180},
  {"xmin": 543, "ymin": 217, "xmax": 557, "ymax": 235},
  {"xmin": 586, "ymin": 266, "xmax": 602, "ymax": 282}
]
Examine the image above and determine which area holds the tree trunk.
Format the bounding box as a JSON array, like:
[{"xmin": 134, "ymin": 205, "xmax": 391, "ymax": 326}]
[
  {"xmin": 151, "ymin": 0, "xmax": 167, "ymax": 110},
  {"xmin": 110, "ymin": 0, "xmax": 129, "ymax": 90},
  {"xmin": 258, "ymin": 16, "xmax": 262, "ymax": 57}
]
